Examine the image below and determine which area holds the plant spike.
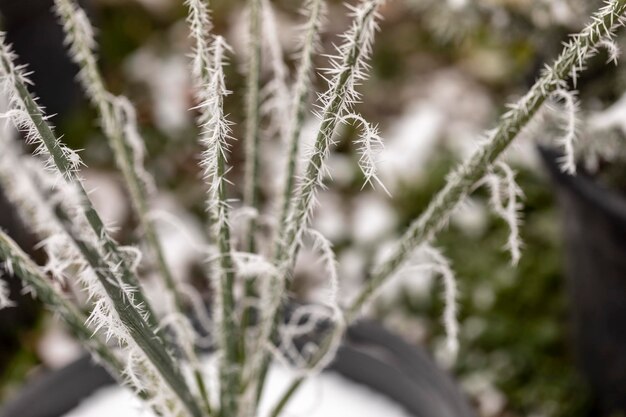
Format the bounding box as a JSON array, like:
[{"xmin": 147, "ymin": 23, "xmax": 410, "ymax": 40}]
[
  {"xmin": 193, "ymin": 34, "xmax": 240, "ymax": 417},
  {"xmin": 259, "ymin": 0, "xmax": 292, "ymax": 146},
  {"xmin": 55, "ymin": 0, "xmax": 217, "ymax": 409},
  {"xmin": 54, "ymin": 205, "xmax": 205, "ymax": 417},
  {"xmin": 275, "ymin": 0, "xmax": 385, "ymax": 265},
  {"xmin": 184, "ymin": 2, "xmax": 240, "ymax": 413}
]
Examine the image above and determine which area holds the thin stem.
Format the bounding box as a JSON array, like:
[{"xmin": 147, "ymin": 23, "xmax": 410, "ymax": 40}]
[
  {"xmin": 243, "ymin": 0, "xmax": 262, "ymax": 253},
  {"xmin": 55, "ymin": 1, "xmax": 213, "ymax": 408},
  {"xmin": 213, "ymin": 154, "xmax": 239, "ymax": 417},
  {"xmin": 348, "ymin": 0, "xmax": 626, "ymax": 320},
  {"xmin": 192, "ymin": 35, "xmax": 240, "ymax": 417},
  {"xmin": 275, "ymin": 0, "xmax": 382, "ymax": 270},
  {"xmin": 275, "ymin": 0, "xmax": 325, "ymax": 253},
  {"xmin": 237, "ymin": 0, "xmax": 264, "ymax": 396}
]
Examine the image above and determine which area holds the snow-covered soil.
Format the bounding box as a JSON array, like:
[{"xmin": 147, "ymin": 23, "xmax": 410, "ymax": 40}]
[{"xmin": 63, "ymin": 363, "xmax": 412, "ymax": 417}]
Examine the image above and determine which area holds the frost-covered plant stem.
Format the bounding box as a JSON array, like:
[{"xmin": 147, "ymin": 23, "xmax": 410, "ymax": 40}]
[
  {"xmin": 269, "ymin": 0, "xmax": 626, "ymax": 412},
  {"xmin": 243, "ymin": 0, "xmax": 262, "ymax": 252},
  {"xmin": 53, "ymin": 0, "xmax": 184, "ymax": 311},
  {"xmin": 275, "ymin": 0, "xmax": 383, "ymax": 268},
  {"xmin": 194, "ymin": 35, "xmax": 240, "ymax": 417},
  {"xmin": 53, "ymin": 206, "xmax": 205, "ymax": 417},
  {"xmin": 0, "ymin": 48, "xmax": 157, "ymax": 324},
  {"xmin": 54, "ymin": 0, "xmax": 213, "ymax": 407},
  {"xmin": 0, "ymin": 231, "xmax": 149, "ymax": 400},
  {"xmin": 276, "ymin": 0, "xmax": 325, "ymax": 247},
  {"xmin": 184, "ymin": 2, "xmax": 242, "ymax": 414},
  {"xmin": 256, "ymin": 0, "xmax": 384, "ymax": 404},
  {"xmin": 0, "ymin": 40, "xmax": 206, "ymax": 417}
]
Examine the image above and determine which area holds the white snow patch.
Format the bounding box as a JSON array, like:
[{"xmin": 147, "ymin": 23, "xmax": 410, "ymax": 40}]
[
  {"xmin": 37, "ymin": 321, "xmax": 83, "ymax": 369},
  {"xmin": 63, "ymin": 362, "xmax": 412, "ymax": 417},
  {"xmin": 337, "ymin": 248, "xmax": 367, "ymax": 301},
  {"xmin": 351, "ymin": 193, "xmax": 397, "ymax": 244},
  {"xmin": 149, "ymin": 195, "xmax": 208, "ymax": 283},
  {"xmin": 313, "ymin": 192, "xmax": 349, "ymax": 242},
  {"xmin": 126, "ymin": 48, "xmax": 191, "ymax": 137},
  {"xmin": 82, "ymin": 171, "xmax": 129, "ymax": 229},
  {"xmin": 450, "ymin": 197, "xmax": 488, "ymax": 238},
  {"xmin": 588, "ymin": 92, "xmax": 626, "ymax": 134},
  {"xmin": 380, "ymin": 105, "xmax": 444, "ymax": 191}
]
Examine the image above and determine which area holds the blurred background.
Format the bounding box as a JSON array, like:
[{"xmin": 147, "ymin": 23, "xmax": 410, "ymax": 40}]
[{"xmin": 1, "ymin": 0, "xmax": 626, "ymax": 416}]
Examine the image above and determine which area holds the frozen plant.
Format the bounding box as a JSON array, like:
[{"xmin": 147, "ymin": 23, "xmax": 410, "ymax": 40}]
[{"xmin": 1, "ymin": 0, "xmax": 626, "ymax": 416}]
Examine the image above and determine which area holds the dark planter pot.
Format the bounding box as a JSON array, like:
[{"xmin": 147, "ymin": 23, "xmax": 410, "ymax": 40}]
[
  {"xmin": 540, "ymin": 148, "xmax": 626, "ymax": 415},
  {"xmin": 0, "ymin": 321, "xmax": 475, "ymax": 417}
]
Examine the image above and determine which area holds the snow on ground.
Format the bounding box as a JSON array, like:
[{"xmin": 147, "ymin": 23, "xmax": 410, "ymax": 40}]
[{"xmin": 63, "ymin": 362, "xmax": 412, "ymax": 417}]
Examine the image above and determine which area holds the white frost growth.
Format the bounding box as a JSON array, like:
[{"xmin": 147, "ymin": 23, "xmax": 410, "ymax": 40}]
[
  {"xmin": 53, "ymin": 0, "xmax": 109, "ymax": 117},
  {"xmin": 276, "ymin": 303, "xmax": 345, "ymax": 376},
  {"xmin": 285, "ymin": 0, "xmax": 385, "ymax": 258},
  {"xmin": 0, "ymin": 279, "xmax": 14, "ymax": 309},
  {"xmin": 421, "ymin": 246, "xmax": 459, "ymax": 359},
  {"xmin": 184, "ymin": 0, "xmax": 214, "ymax": 83},
  {"xmin": 342, "ymin": 114, "xmax": 389, "ymax": 195},
  {"xmin": 484, "ymin": 162, "xmax": 524, "ymax": 265},
  {"xmin": 304, "ymin": 228, "xmax": 340, "ymax": 309},
  {"xmin": 232, "ymin": 251, "xmax": 277, "ymax": 281},
  {"xmin": 596, "ymin": 38, "xmax": 621, "ymax": 64},
  {"xmin": 392, "ymin": 245, "xmax": 459, "ymax": 360},
  {"xmin": 550, "ymin": 88, "xmax": 579, "ymax": 174},
  {"xmin": 196, "ymin": 37, "xmax": 234, "ymax": 219}
]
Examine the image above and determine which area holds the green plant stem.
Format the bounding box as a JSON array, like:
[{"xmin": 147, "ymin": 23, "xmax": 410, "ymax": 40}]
[
  {"xmin": 4, "ymin": 69, "xmax": 160, "ymax": 332},
  {"xmin": 213, "ymin": 158, "xmax": 240, "ymax": 417},
  {"xmin": 53, "ymin": 207, "xmax": 205, "ymax": 417},
  {"xmin": 275, "ymin": 0, "xmax": 324, "ymax": 254},
  {"xmin": 268, "ymin": 0, "xmax": 626, "ymax": 413},
  {"xmin": 0, "ymin": 231, "xmax": 150, "ymax": 402},
  {"xmin": 238, "ymin": 1, "xmax": 263, "ymax": 408},
  {"xmin": 195, "ymin": 36, "xmax": 240, "ymax": 417},
  {"xmin": 243, "ymin": 0, "xmax": 262, "ymax": 253},
  {"xmin": 252, "ymin": 1, "xmax": 325, "ymax": 402}
]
